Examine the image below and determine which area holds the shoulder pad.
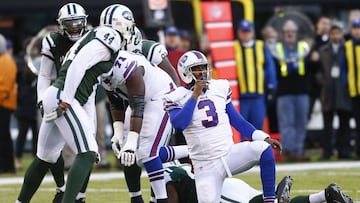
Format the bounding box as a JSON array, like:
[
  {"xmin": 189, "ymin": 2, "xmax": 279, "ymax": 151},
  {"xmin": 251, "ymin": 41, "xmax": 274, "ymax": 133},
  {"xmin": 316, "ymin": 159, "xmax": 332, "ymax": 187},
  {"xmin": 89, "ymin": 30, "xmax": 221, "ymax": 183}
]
[{"xmin": 94, "ymin": 26, "xmax": 122, "ymax": 52}]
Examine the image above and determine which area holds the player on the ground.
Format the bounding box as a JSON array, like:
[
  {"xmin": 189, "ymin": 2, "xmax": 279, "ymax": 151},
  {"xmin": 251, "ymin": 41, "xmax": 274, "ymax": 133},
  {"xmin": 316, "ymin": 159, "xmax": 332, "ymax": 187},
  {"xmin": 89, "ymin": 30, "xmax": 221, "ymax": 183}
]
[
  {"xmin": 163, "ymin": 50, "xmax": 282, "ymax": 203},
  {"xmin": 16, "ymin": 3, "xmax": 90, "ymax": 203},
  {"xmin": 155, "ymin": 163, "xmax": 353, "ymax": 203},
  {"xmin": 17, "ymin": 4, "xmax": 135, "ymax": 203}
]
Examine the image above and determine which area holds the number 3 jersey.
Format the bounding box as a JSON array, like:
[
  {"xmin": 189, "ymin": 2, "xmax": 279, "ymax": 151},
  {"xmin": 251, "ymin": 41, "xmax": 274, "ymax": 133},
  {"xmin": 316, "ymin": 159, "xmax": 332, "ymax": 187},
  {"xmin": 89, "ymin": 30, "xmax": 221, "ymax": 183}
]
[
  {"xmin": 163, "ymin": 79, "xmax": 234, "ymax": 161},
  {"xmin": 101, "ymin": 50, "xmax": 176, "ymax": 101}
]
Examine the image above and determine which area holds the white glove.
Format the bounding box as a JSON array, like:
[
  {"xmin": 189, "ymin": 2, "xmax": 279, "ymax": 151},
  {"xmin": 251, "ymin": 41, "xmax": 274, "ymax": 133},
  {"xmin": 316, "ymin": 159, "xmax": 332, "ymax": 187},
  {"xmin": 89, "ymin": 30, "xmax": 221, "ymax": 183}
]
[
  {"xmin": 119, "ymin": 131, "xmax": 139, "ymax": 166},
  {"xmin": 44, "ymin": 102, "xmax": 69, "ymax": 122},
  {"xmin": 111, "ymin": 121, "xmax": 124, "ymax": 159}
]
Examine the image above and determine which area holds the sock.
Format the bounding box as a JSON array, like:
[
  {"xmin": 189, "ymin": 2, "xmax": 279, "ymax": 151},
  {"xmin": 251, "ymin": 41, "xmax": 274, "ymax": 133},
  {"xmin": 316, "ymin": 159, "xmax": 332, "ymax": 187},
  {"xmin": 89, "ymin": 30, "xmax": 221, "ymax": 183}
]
[
  {"xmin": 130, "ymin": 195, "xmax": 144, "ymax": 203},
  {"xmin": 249, "ymin": 194, "xmax": 263, "ymax": 203},
  {"xmin": 309, "ymin": 191, "xmax": 325, "ymax": 203},
  {"xmin": 58, "ymin": 185, "xmax": 65, "ymax": 192},
  {"xmin": 17, "ymin": 157, "xmax": 51, "ymax": 203},
  {"xmin": 49, "ymin": 155, "xmax": 65, "ymax": 188},
  {"xmin": 291, "ymin": 196, "xmax": 310, "ymax": 203},
  {"xmin": 263, "ymin": 196, "xmax": 275, "ymax": 203},
  {"xmin": 260, "ymin": 146, "xmax": 276, "ymax": 199},
  {"xmin": 159, "ymin": 145, "xmax": 189, "ymax": 162},
  {"xmin": 61, "ymin": 151, "xmax": 96, "ymax": 203},
  {"xmin": 143, "ymin": 156, "xmax": 167, "ymax": 200},
  {"xmin": 79, "ymin": 170, "xmax": 91, "ymax": 193},
  {"xmin": 124, "ymin": 162, "xmax": 142, "ymax": 193}
]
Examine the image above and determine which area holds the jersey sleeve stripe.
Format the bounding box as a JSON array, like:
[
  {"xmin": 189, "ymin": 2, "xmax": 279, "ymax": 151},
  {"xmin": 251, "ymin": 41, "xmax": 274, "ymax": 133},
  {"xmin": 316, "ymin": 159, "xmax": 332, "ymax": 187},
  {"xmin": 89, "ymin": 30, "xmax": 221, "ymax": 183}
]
[
  {"xmin": 42, "ymin": 53, "xmax": 55, "ymax": 61},
  {"xmin": 124, "ymin": 60, "xmax": 138, "ymax": 82},
  {"xmin": 45, "ymin": 35, "xmax": 55, "ymax": 47},
  {"xmin": 147, "ymin": 43, "xmax": 159, "ymax": 62}
]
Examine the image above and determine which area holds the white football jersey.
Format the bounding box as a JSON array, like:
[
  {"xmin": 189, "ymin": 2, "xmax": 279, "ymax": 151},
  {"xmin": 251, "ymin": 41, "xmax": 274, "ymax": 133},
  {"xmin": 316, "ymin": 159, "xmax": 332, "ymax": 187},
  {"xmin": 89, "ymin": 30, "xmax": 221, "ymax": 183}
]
[
  {"xmin": 102, "ymin": 50, "xmax": 176, "ymax": 101},
  {"xmin": 163, "ymin": 79, "xmax": 234, "ymax": 161}
]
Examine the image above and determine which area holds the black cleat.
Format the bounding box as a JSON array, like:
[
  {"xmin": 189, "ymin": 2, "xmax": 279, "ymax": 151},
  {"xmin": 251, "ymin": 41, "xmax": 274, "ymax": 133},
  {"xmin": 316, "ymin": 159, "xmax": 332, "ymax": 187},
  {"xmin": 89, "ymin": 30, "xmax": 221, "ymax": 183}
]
[
  {"xmin": 325, "ymin": 183, "xmax": 353, "ymax": 203},
  {"xmin": 276, "ymin": 176, "xmax": 293, "ymax": 203},
  {"xmin": 52, "ymin": 188, "xmax": 64, "ymax": 203}
]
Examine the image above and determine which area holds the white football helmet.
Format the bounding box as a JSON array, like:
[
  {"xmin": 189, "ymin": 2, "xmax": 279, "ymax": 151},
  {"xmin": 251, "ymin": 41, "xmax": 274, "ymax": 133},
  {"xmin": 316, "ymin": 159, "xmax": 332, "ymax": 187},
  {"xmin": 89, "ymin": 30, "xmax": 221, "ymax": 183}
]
[
  {"xmin": 126, "ymin": 26, "xmax": 142, "ymax": 53},
  {"xmin": 100, "ymin": 4, "xmax": 135, "ymax": 45},
  {"xmin": 177, "ymin": 50, "xmax": 211, "ymax": 84},
  {"xmin": 57, "ymin": 3, "xmax": 88, "ymax": 41}
]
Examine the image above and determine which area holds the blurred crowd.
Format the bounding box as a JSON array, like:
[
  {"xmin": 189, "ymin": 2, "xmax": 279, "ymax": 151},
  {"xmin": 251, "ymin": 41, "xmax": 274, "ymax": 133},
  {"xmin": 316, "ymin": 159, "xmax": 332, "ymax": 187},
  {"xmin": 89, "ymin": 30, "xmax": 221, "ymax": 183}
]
[{"xmin": 1, "ymin": 8, "xmax": 360, "ymax": 175}]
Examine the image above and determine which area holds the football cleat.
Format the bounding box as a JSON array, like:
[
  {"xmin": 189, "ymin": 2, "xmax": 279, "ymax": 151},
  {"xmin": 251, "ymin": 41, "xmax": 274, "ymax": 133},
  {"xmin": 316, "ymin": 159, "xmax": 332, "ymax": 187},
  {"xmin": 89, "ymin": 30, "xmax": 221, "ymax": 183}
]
[
  {"xmin": 325, "ymin": 183, "xmax": 353, "ymax": 203},
  {"xmin": 52, "ymin": 188, "xmax": 64, "ymax": 203},
  {"xmin": 276, "ymin": 176, "xmax": 293, "ymax": 203},
  {"xmin": 75, "ymin": 197, "xmax": 86, "ymax": 203}
]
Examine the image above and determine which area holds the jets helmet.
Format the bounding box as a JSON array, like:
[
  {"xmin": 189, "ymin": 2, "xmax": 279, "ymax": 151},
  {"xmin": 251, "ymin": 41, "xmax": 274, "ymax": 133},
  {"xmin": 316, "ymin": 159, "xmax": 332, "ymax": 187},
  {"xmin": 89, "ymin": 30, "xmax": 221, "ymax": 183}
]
[
  {"xmin": 126, "ymin": 26, "xmax": 142, "ymax": 53},
  {"xmin": 177, "ymin": 50, "xmax": 211, "ymax": 84},
  {"xmin": 100, "ymin": 4, "xmax": 135, "ymax": 45},
  {"xmin": 57, "ymin": 3, "xmax": 88, "ymax": 41}
]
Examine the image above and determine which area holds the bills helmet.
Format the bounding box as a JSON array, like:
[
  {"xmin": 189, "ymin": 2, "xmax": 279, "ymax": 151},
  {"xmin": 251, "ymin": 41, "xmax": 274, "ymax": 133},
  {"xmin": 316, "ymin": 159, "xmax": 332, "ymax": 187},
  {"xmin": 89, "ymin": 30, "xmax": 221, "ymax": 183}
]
[{"xmin": 177, "ymin": 50, "xmax": 211, "ymax": 84}]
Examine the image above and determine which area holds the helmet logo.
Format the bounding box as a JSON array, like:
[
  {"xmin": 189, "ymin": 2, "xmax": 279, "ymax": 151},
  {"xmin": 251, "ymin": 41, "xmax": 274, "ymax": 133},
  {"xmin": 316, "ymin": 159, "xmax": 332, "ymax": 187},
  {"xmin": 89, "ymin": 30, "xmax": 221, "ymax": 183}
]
[
  {"xmin": 178, "ymin": 55, "xmax": 188, "ymax": 68},
  {"xmin": 122, "ymin": 10, "xmax": 133, "ymax": 21}
]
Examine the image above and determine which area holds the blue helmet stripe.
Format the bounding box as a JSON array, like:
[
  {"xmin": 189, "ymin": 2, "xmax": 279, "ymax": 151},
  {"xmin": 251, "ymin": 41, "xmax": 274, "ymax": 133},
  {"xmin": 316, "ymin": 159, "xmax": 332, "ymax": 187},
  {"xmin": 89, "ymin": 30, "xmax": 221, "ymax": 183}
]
[{"xmin": 193, "ymin": 51, "xmax": 203, "ymax": 59}]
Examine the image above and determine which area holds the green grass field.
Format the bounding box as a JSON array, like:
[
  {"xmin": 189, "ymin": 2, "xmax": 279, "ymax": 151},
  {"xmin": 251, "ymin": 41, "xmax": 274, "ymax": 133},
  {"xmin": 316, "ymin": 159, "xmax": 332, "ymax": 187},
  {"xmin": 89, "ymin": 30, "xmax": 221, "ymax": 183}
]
[{"xmin": 1, "ymin": 153, "xmax": 359, "ymax": 203}]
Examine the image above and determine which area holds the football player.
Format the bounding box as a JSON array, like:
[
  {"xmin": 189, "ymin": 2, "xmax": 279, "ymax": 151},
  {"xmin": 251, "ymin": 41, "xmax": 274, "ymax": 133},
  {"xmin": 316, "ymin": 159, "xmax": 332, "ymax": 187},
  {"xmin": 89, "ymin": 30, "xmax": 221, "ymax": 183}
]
[
  {"xmin": 163, "ymin": 50, "xmax": 282, "ymax": 203},
  {"xmin": 16, "ymin": 4, "xmax": 135, "ymax": 203},
  {"xmin": 110, "ymin": 26, "xmax": 183, "ymax": 203},
  {"xmin": 154, "ymin": 164, "xmax": 353, "ymax": 203},
  {"xmin": 101, "ymin": 43, "xmax": 186, "ymax": 202},
  {"xmin": 16, "ymin": 3, "xmax": 90, "ymax": 203}
]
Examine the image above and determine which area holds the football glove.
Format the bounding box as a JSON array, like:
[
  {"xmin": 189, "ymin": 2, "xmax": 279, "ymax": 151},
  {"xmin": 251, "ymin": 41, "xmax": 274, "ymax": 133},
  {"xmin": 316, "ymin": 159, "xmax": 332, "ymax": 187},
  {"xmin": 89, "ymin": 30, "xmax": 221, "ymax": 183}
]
[
  {"xmin": 111, "ymin": 121, "xmax": 124, "ymax": 159},
  {"xmin": 44, "ymin": 102, "xmax": 70, "ymax": 122},
  {"xmin": 119, "ymin": 131, "xmax": 139, "ymax": 166}
]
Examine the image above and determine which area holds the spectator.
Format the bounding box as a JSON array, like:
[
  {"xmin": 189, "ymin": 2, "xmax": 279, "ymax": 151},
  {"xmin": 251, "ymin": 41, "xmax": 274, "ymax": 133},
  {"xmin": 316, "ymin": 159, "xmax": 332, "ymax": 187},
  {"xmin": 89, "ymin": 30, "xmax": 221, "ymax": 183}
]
[
  {"xmin": 261, "ymin": 25, "xmax": 279, "ymax": 133},
  {"xmin": 164, "ymin": 26, "xmax": 186, "ymax": 83},
  {"xmin": 234, "ymin": 19, "xmax": 277, "ymax": 130},
  {"xmin": 0, "ymin": 33, "xmax": 17, "ymax": 174},
  {"xmin": 14, "ymin": 39, "xmax": 38, "ymax": 169},
  {"xmin": 179, "ymin": 29, "xmax": 192, "ymax": 51},
  {"xmin": 345, "ymin": 9, "xmax": 360, "ymax": 40},
  {"xmin": 308, "ymin": 16, "xmax": 332, "ymax": 120},
  {"xmin": 272, "ymin": 20, "xmax": 311, "ymax": 162},
  {"xmin": 261, "ymin": 25, "xmax": 278, "ymax": 56},
  {"xmin": 340, "ymin": 17, "xmax": 360, "ymax": 160},
  {"xmin": 318, "ymin": 21, "xmax": 352, "ymax": 160},
  {"xmin": 164, "ymin": 26, "xmax": 181, "ymax": 51}
]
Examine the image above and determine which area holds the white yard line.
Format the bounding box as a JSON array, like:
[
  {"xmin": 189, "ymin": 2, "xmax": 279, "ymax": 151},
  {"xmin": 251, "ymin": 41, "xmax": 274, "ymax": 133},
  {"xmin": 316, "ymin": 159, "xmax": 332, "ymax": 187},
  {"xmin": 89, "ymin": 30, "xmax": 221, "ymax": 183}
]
[{"xmin": 1, "ymin": 161, "xmax": 360, "ymax": 185}]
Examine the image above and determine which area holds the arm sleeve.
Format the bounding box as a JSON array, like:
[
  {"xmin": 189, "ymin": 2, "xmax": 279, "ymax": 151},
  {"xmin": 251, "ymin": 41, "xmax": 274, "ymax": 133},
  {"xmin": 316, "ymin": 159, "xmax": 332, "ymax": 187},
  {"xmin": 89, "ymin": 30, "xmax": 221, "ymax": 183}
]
[
  {"xmin": 226, "ymin": 101, "xmax": 256, "ymax": 140},
  {"xmin": 61, "ymin": 40, "xmax": 112, "ymax": 104},
  {"xmin": 37, "ymin": 55, "xmax": 54, "ymax": 103},
  {"xmin": 264, "ymin": 46, "xmax": 277, "ymax": 89},
  {"xmin": 168, "ymin": 98, "xmax": 197, "ymax": 130}
]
